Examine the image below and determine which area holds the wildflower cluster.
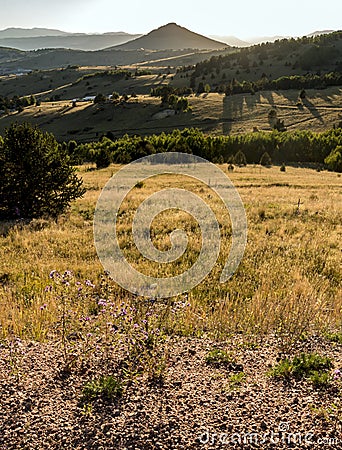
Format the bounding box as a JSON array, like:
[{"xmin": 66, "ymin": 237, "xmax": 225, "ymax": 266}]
[{"xmin": 46, "ymin": 271, "xmax": 191, "ymax": 384}]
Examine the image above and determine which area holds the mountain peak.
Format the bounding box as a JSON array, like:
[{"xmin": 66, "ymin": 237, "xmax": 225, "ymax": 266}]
[{"xmin": 112, "ymin": 23, "xmax": 227, "ymax": 51}]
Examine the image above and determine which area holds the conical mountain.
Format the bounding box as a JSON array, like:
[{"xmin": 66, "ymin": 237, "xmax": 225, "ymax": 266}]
[{"xmin": 111, "ymin": 23, "xmax": 227, "ymax": 50}]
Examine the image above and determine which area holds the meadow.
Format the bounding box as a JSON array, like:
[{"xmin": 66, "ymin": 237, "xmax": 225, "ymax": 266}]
[{"xmin": 1, "ymin": 164, "xmax": 341, "ymax": 351}]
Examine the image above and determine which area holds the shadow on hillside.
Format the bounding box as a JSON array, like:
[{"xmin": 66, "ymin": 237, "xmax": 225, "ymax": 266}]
[
  {"xmin": 260, "ymin": 90, "xmax": 276, "ymax": 107},
  {"xmin": 303, "ymin": 98, "xmax": 324, "ymax": 123},
  {"xmin": 222, "ymin": 94, "xmax": 244, "ymax": 133},
  {"xmin": 244, "ymin": 92, "xmax": 261, "ymax": 111}
]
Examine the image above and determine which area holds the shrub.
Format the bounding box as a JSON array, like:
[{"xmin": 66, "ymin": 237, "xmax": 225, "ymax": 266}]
[
  {"xmin": 226, "ymin": 372, "xmax": 246, "ymax": 390},
  {"xmin": 94, "ymin": 93, "xmax": 107, "ymax": 104},
  {"xmin": 273, "ymin": 118, "xmax": 287, "ymax": 132},
  {"xmin": 82, "ymin": 375, "xmax": 123, "ymax": 402},
  {"xmin": 269, "ymin": 353, "xmax": 333, "ymax": 384},
  {"xmin": 299, "ymin": 89, "xmax": 306, "ymax": 99},
  {"xmin": 324, "ymin": 146, "xmax": 342, "ymax": 172},
  {"xmin": 206, "ymin": 349, "xmax": 234, "ymax": 367},
  {"xmin": 260, "ymin": 151, "xmax": 272, "ymax": 166},
  {"xmin": 325, "ymin": 332, "xmax": 342, "ymax": 345},
  {"xmin": 95, "ymin": 148, "xmax": 111, "ymax": 169},
  {"xmin": 0, "ymin": 123, "xmax": 85, "ymax": 219},
  {"xmin": 234, "ymin": 150, "xmax": 247, "ymax": 166}
]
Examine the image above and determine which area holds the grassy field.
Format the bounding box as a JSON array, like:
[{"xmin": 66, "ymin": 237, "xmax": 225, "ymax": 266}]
[
  {"xmin": 1, "ymin": 88, "xmax": 342, "ymax": 141},
  {"xmin": 0, "ymin": 164, "xmax": 341, "ymax": 348}
]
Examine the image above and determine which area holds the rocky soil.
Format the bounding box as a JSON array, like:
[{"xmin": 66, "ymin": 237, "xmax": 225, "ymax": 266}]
[{"xmin": 1, "ymin": 335, "xmax": 341, "ymax": 450}]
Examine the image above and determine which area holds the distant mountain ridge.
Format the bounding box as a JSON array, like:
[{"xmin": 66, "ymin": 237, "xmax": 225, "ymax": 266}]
[
  {"xmin": 209, "ymin": 35, "xmax": 250, "ymax": 47},
  {"xmin": 0, "ymin": 26, "xmax": 337, "ymax": 52},
  {"xmin": 306, "ymin": 30, "xmax": 335, "ymax": 37},
  {"xmin": 112, "ymin": 23, "xmax": 228, "ymax": 50},
  {"xmin": 0, "ymin": 34, "xmax": 141, "ymax": 51},
  {"xmin": 0, "ymin": 27, "xmax": 69, "ymax": 38}
]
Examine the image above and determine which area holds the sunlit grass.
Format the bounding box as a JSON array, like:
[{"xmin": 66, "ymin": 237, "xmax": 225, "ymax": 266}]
[{"xmin": 0, "ymin": 164, "xmax": 341, "ymax": 346}]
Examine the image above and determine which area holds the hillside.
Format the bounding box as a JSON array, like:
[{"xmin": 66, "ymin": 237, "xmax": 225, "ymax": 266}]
[
  {"xmin": 0, "ymin": 46, "xmax": 225, "ymax": 72},
  {"xmin": 1, "ymin": 88, "xmax": 342, "ymax": 142},
  {"xmin": 172, "ymin": 31, "xmax": 342, "ymax": 94},
  {"xmin": 112, "ymin": 23, "xmax": 227, "ymax": 50},
  {"xmin": 0, "ymin": 34, "xmax": 141, "ymax": 51},
  {"xmin": 0, "ymin": 46, "xmax": 25, "ymax": 62}
]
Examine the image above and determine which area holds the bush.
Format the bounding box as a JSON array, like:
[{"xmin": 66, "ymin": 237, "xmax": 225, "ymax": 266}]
[
  {"xmin": 0, "ymin": 123, "xmax": 85, "ymax": 219},
  {"xmin": 260, "ymin": 151, "xmax": 272, "ymax": 166},
  {"xmin": 273, "ymin": 118, "xmax": 287, "ymax": 132},
  {"xmin": 205, "ymin": 349, "xmax": 234, "ymax": 367},
  {"xmin": 234, "ymin": 150, "xmax": 247, "ymax": 166},
  {"xmin": 269, "ymin": 353, "xmax": 333, "ymax": 383},
  {"xmin": 94, "ymin": 93, "xmax": 107, "ymax": 104},
  {"xmin": 324, "ymin": 146, "xmax": 342, "ymax": 172},
  {"xmin": 299, "ymin": 89, "xmax": 306, "ymax": 99},
  {"xmin": 95, "ymin": 148, "xmax": 111, "ymax": 169},
  {"xmin": 82, "ymin": 375, "xmax": 123, "ymax": 402}
]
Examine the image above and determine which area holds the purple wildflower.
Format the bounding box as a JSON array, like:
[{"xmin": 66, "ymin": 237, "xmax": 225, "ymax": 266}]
[
  {"xmin": 85, "ymin": 280, "xmax": 95, "ymax": 288},
  {"xmin": 49, "ymin": 270, "xmax": 60, "ymax": 279},
  {"xmin": 333, "ymin": 369, "xmax": 341, "ymax": 380}
]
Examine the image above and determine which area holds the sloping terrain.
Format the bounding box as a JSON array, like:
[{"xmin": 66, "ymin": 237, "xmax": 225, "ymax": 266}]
[
  {"xmin": 112, "ymin": 23, "xmax": 227, "ymax": 50},
  {"xmin": 1, "ymin": 89, "xmax": 342, "ymax": 142},
  {"xmin": 0, "ymin": 34, "xmax": 141, "ymax": 51},
  {"xmin": 0, "ymin": 47, "xmax": 222, "ymax": 72}
]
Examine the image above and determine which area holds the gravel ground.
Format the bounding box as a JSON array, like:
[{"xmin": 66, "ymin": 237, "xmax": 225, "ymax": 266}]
[{"xmin": 0, "ymin": 335, "xmax": 341, "ymax": 450}]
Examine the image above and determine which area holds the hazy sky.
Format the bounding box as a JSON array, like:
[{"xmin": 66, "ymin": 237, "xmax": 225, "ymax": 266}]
[{"xmin": 1, "ymin": 0, "xmax": 341, "ymax": 39}]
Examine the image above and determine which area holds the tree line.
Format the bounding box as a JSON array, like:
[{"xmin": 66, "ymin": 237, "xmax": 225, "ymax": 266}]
[
  {"xmin": 69, "ymin": 127, "xmax": 342, "ymax": 171},
  {"xmin": 224, "ymin": 72, "xmax": 342, "ymax": 96},
  {"xmin": 190, "ymin": 31, "xmax": 342, "ymax": 77},
  {"xmin": 0, "ymin": 94, "xmax": 36, "ymax": 113},
  {"xmin": 1, "ymin": 122, "xmax": 341, "ymax": 221}
]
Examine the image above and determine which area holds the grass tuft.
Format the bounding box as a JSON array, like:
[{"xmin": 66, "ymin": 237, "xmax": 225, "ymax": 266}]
[
  {"xmin": 269, "ymin": 352, "xmax": 333, "ymax": 386},
  {"xmin": 81, "ymin": 375, "xmax": 123, "ymax": 403}
]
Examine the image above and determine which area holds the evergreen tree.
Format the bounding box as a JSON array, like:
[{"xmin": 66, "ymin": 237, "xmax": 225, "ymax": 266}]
[
  {"xmin": 0, "ymin": 123, "xmax": 85, "ymax": 219},
  {"xmin": 234, "ymin": 150, "xmax": 247, "ymax": 166},
  {"xmin": 260, "ymin": 151, "xmax": 272, "ymax": 166}
]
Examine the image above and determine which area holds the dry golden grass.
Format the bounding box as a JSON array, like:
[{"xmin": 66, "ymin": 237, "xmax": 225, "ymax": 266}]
[
  {"xmin": 0, "ymin": 164, "xmax": 341, "ymax": 345},
  {"xmin": 1, "ymin": 58, "xmax": 341, "ymax": 141}
]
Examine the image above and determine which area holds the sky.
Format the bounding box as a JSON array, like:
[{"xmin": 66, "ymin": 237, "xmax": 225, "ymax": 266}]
[{"xmin": 1, "ymin": 0, "xmax": 341, "ymax": 39}]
